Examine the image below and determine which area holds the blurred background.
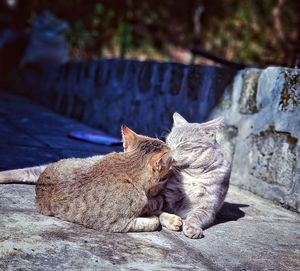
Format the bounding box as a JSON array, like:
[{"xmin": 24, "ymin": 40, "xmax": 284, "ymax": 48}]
[{"xmin": 0, "ymin": 0, "xmax": 299, "ymax": 67}]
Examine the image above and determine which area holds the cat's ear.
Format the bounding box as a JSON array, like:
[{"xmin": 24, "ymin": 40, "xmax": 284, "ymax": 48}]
[
  {"xmin": 199, "ymin": 117, "xmax": 223, "ymax": 128},
  {"xmin": 151, "ymin": 152, "xmax": 173, "ymax": 174},
  {"xmin": 121, "ymin": 125, "xmax": 138, "ymax": 152},
  {"xmin": 198, "ymin": 117, "xmax": 223, "ymax": 138},
  {"xmin": 173, "ymin": 112, "xmax": 188, "ymax": 126}
]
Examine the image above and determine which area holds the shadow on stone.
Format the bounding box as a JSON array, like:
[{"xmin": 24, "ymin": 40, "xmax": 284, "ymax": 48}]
[{"xmin": 214, "ymin": 202, "xmax": 249, "ymax": 225}]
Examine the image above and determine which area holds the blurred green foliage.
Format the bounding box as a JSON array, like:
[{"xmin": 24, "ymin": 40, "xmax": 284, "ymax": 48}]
[{"xmin": 4, "ymin": 0, "xmax": 299, "ymax": 66}]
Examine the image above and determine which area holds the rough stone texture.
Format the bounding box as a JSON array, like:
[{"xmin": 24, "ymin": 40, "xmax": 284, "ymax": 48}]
[
  {"xmin": 0, "ymin": 185, "xmax": 300, "ymax": 271},
  {"xmin": 1, "ymin": 184, "xmax": 299, "ymax": 271},
  {"xmin": 278, "ymin": 70, "xmax": 300, "ymax": 112},
  {"xmin": 239, "ymin": 69, "xmax": 260, "ymax": 114},
  {"xmin": 0, "ymin": 92, "xmax": 300, "ymax": 270},
  {"xmin": 248, "ymin": 129, "xmax": 297, "ymax": 187},
  {"xmin": 11, "ymin": 59, "xmax": 236, "ymax": 138},
  {"xmin": 211, "ymin": 67, "xmax": 300, "ymax": 212}
]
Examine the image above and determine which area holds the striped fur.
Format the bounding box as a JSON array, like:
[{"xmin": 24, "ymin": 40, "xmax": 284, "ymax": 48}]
[
  {"xmin": 148, "ymin": 113, "xmax": 231, "ymax": 238},
  {"xmin": 35, "ymin": 126, "xmax": 173, "ymax": 232}
]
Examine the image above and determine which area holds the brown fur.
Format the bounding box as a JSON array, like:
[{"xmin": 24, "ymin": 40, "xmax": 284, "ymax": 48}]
[{"xmin": 35, "ymin": 126, "xmax": 173, "ymax": 233}]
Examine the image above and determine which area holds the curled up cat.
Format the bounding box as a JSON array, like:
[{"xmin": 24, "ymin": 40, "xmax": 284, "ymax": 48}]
[
  {"xmin": 16, "ymin": 125, "xmax": 174, "ymax": 233},
  {"xmin": 144, "ymin": 113, "xmax": 231, "ymax": 239}
]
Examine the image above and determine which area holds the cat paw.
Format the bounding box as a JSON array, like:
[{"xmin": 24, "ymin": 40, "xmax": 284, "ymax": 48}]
[
  {"xmin": 160, "ymin": 213, "xmax": 183, "ymax": 231},
  {"xmin": 183, "ymin": 221, "xmax": 203, "ymax": 239}
]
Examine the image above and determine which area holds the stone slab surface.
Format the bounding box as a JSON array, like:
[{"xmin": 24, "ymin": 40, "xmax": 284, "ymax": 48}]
[
  {"xmin": 0, "ymin": 92, "xmax": 299, "ymax": 270},
  {"xmin": 0, "ymin": 91, "xmax": 121, "ymax": 171},
  {"xmin": 1, "ymin": 184, "xmax": 299, "ymax": 271}
]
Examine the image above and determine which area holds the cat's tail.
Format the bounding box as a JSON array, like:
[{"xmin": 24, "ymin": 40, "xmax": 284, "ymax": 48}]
[{"xmin": 0, "ymin": 164, "xmax": 49, "ymax": 184}]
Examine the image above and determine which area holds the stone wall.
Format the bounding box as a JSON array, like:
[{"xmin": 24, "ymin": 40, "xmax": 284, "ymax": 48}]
[
  {"xmin": 10, "ymin": 60, "xmax": 300, "ymax": 212},
  {"xmin": 211, "ymin": 67, "xmax": 300, "ymax": 212},
  {"xmin": 14, "ymin": 59, "xmax": 235, "ymax": 137}
]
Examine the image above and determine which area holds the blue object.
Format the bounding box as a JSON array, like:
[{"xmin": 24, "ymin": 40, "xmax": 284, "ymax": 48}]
[{"xmin": 68, "ymin": 131, "xmax": 122, "ymax": 146}]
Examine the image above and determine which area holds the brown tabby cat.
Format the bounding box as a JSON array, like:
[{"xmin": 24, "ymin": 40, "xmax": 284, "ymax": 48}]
[{"xmin": 35, "ymin": 125, "xmax": 174, "ymax": 233}]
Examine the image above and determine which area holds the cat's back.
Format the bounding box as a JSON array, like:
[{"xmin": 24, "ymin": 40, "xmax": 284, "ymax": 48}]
[
  {"xmin": 37, "ymin": 154, "xmax": 105, "ymax": 184},
  {"xmin": 35, "ymin": 154, "xmax": 107, "ymax": 214},
  {"xmin": 36, "ymin": 151, "xmax": 136, "ymax": 200}
]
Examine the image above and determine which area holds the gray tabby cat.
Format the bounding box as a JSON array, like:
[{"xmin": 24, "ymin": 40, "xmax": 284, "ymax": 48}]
[{"xmin": 145, "ymin": 113, "xmax": 231, "ymax": 238}]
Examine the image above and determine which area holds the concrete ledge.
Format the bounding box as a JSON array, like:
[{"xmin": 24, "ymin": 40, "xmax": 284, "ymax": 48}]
[{"xmin": 1, "ymin": 184, "xmax": 299, "ymax": 270}]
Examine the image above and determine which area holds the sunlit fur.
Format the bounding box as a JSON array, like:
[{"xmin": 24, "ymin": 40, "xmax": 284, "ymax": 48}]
[
  {"xmin": 158, "ymin": 113, "xmax": 231, "ymax": 238},
  {"xmin": 35, "ymin": 127, "xmax": 173, "ymax": 233}
]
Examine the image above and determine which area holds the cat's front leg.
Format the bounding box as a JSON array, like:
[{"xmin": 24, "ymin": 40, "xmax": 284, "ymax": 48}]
[
  {"xmin": 127, "ymin": 217, "xmax": 160, "ymax": 232},
  {"xmin": 183, "ymin": 209, "xmax": 215, "ymax": 239}
]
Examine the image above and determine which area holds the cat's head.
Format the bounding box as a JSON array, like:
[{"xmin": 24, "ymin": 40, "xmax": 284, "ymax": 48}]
[
  {"xmin": 121, "ymin": 125, "xmax": 174, "ymax": 179},
  {"xmin": 166, "ymin": 112, "xmax": 223, "ymax": 165}
]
